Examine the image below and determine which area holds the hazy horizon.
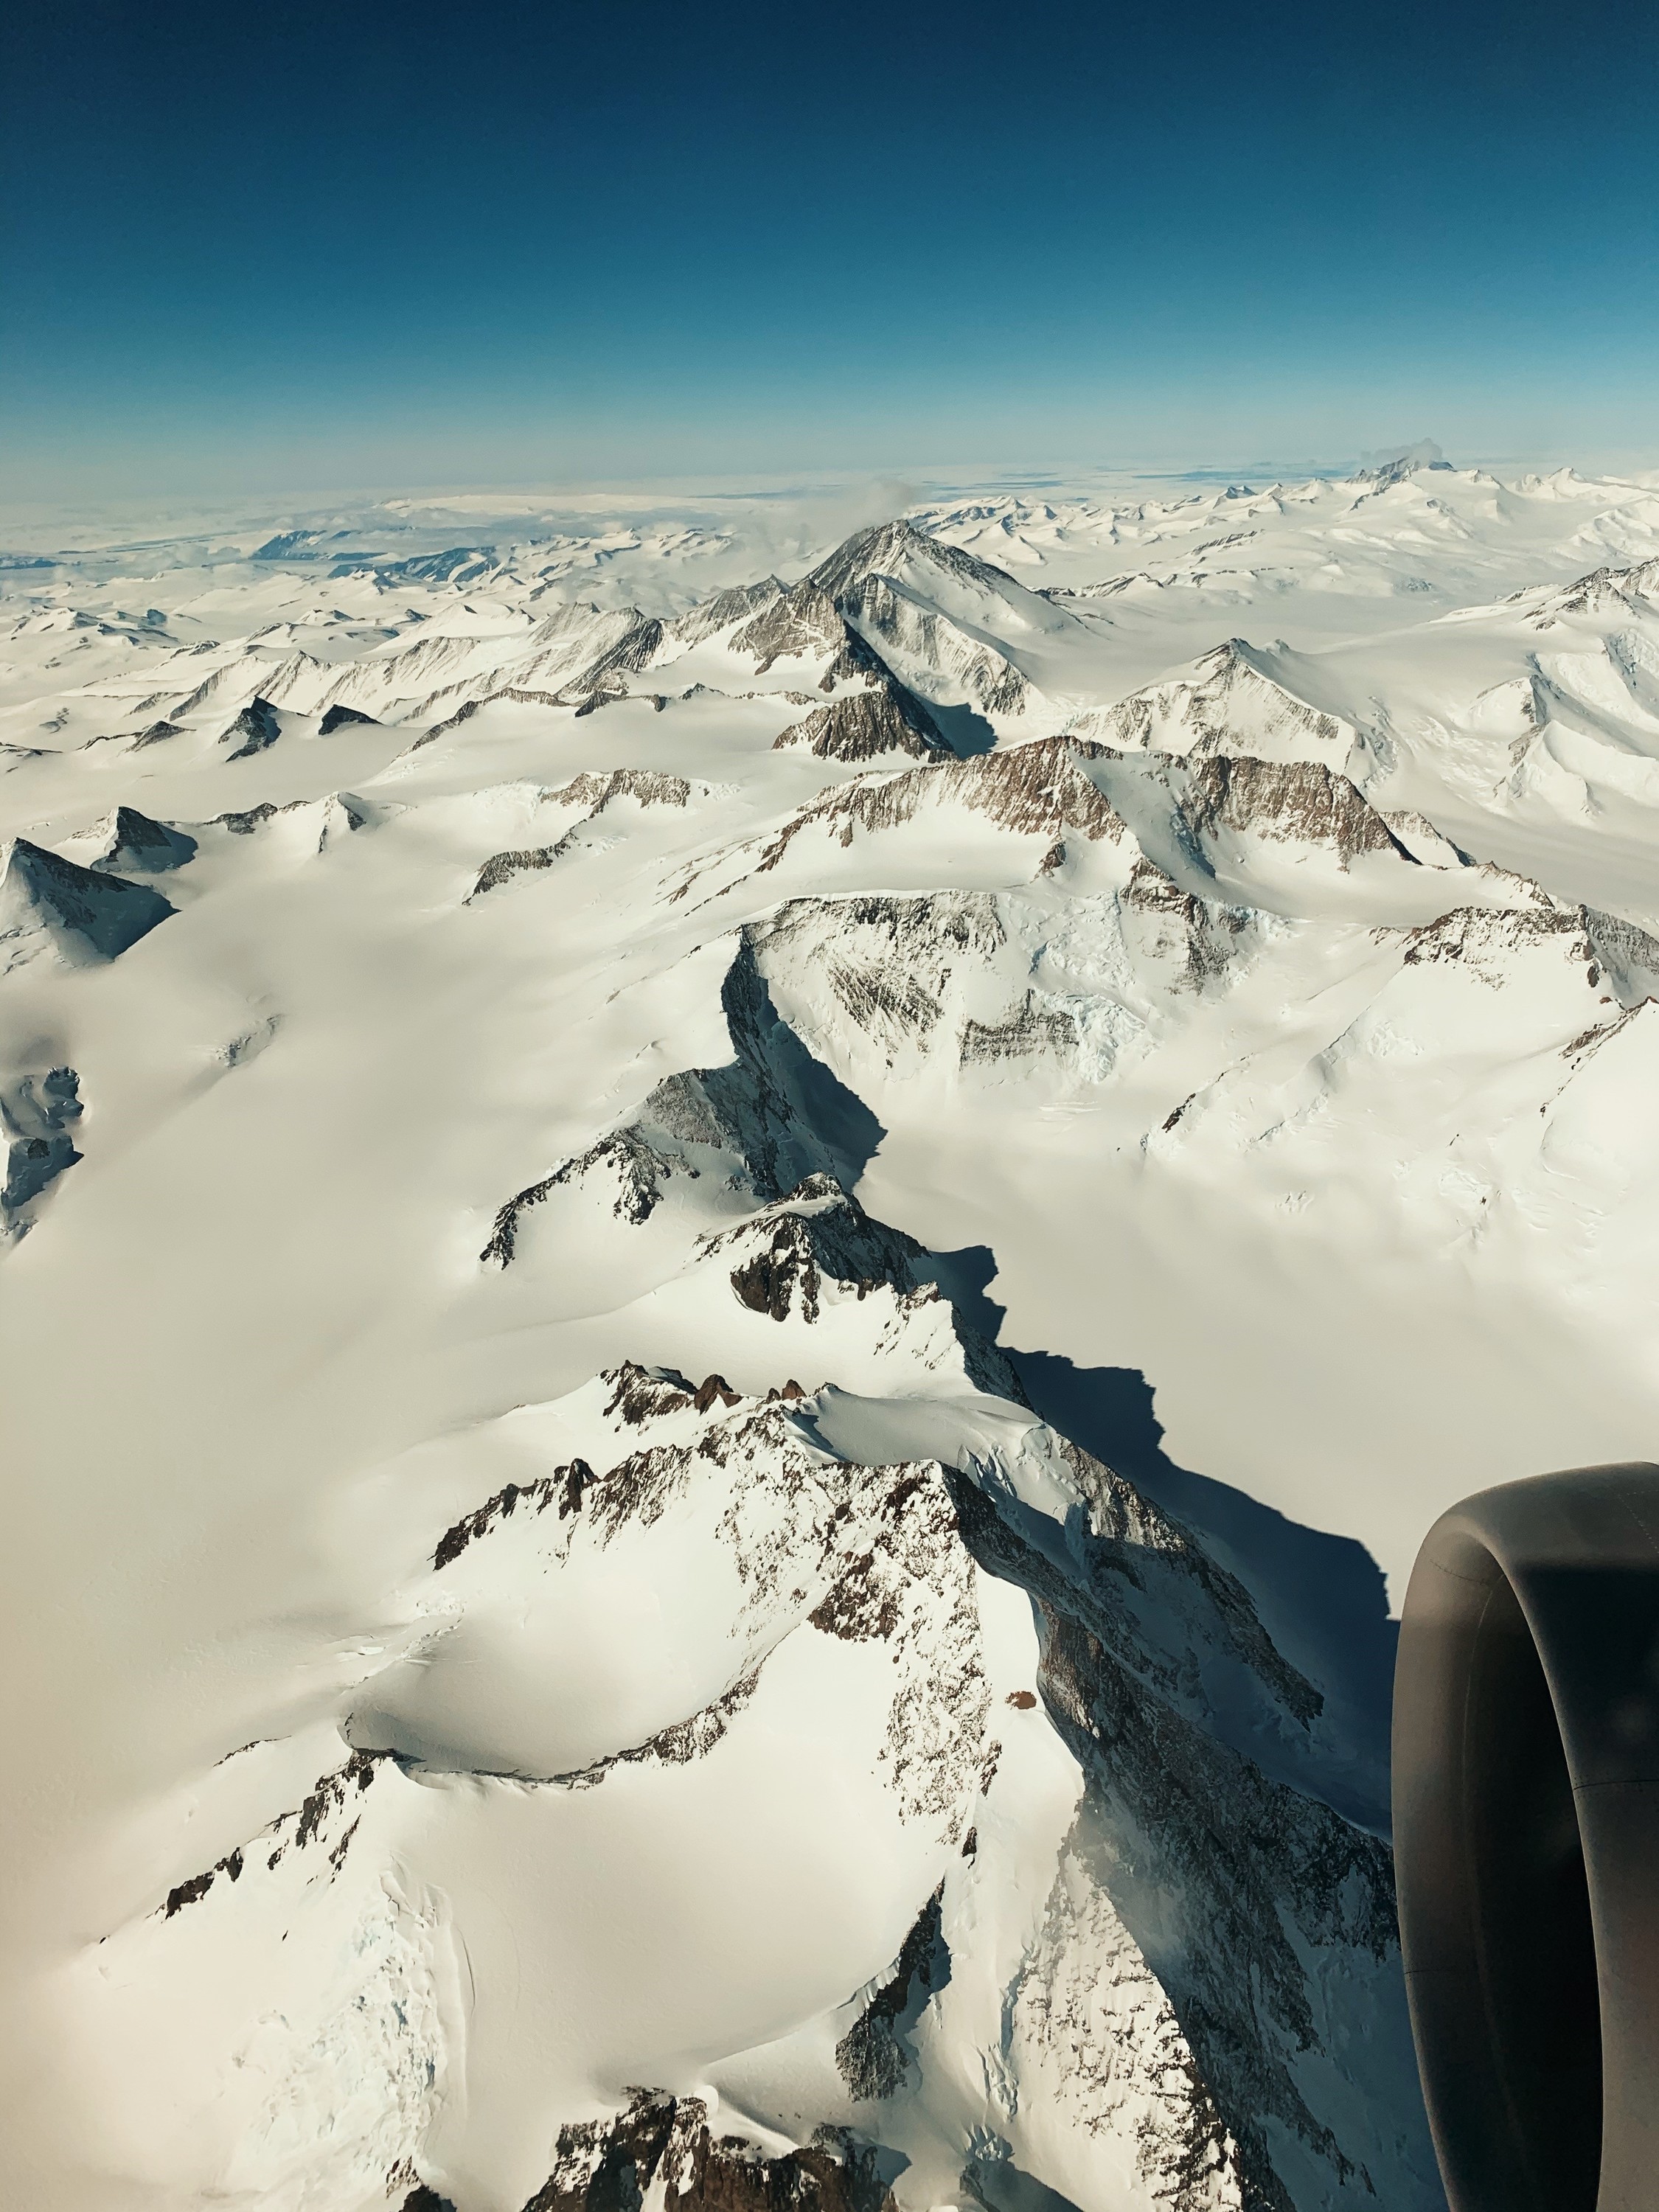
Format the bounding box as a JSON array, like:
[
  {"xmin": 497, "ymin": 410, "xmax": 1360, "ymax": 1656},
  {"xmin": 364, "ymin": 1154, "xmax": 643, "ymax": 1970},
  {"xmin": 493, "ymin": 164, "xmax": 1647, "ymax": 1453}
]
[{"xmin": 7, "ymin": 0, "xmax": 1658, "ymax": 500}]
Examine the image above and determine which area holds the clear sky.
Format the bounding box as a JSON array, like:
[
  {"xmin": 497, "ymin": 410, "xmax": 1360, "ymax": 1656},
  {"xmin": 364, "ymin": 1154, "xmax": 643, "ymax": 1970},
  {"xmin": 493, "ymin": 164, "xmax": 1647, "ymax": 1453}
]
[{"xmin": 4, "ymin": 0, "xmax": 1658, "ymax": 498}]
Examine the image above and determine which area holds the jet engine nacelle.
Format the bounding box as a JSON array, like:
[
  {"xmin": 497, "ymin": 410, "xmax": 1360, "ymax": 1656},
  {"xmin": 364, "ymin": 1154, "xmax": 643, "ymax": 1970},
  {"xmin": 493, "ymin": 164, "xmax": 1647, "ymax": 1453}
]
[{"xmin": 1394, "ymin": 1464, "xmax": 1659, "ymax": 2212}]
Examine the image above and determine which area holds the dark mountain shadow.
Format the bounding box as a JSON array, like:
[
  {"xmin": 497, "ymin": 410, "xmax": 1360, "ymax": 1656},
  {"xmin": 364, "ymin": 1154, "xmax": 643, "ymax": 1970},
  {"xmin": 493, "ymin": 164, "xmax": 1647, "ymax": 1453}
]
[
  {"xmin": 922, "ymin": 699, "xmax": 998, "ymax": 757},
  {"xmin": 678, "ymin": 970, "xmax": 1398, "ymax": 1820},
  {"xmin": 923, "ymin": 1242, "xmax": 1398, "ymax": 1821}
]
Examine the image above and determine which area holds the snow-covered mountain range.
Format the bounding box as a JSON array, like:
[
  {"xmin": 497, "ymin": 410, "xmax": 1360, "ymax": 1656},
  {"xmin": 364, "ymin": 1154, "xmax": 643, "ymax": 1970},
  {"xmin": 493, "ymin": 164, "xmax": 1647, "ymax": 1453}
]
[{"xmin": 7, "ymin": 456, "xmax": 1659, "ymax": 2211}]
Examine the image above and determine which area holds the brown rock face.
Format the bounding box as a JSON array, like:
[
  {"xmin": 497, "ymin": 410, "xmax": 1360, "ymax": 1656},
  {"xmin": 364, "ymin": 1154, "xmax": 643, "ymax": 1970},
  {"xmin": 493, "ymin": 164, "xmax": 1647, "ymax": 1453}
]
[
  {"xmin": 1177, "ymin": 754, "xmax": 1410, "ymax": 864},
  {"xmin": 773, "ymin": 686, "xmax": 943, "ymax": 761},
  {"xmin": 754, "ymin": 736, "xmax": 1127, "ymax": 876},
  {"xmin": 521, "ymin": 2090, "xmax": 894, "ymax": 2212},
  {"xmin": 731, "ymin": 582, "xmax": 846, "ymax": 671}
]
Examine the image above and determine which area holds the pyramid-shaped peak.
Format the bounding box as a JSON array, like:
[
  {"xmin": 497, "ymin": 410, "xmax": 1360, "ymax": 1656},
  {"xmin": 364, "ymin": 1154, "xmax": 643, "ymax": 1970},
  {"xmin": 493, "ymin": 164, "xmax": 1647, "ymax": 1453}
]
[
  {"xmin": 95, "ymin": 806, "xmax": 198, "ymax": 876},
  {"xmin": 1, "ymin": 838, "xmax": 174, "ymax": 969},
  {"xmin": 804, "ymin": 517, "xmax": 1022, "ymax": 608}
]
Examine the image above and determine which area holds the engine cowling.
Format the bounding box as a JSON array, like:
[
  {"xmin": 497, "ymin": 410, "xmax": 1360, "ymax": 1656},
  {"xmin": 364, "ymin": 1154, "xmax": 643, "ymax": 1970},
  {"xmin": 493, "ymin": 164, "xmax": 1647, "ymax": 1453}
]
[{"xmin": 1393, "ymin": 1463, "xmax": 1659, "ymax": 2212}]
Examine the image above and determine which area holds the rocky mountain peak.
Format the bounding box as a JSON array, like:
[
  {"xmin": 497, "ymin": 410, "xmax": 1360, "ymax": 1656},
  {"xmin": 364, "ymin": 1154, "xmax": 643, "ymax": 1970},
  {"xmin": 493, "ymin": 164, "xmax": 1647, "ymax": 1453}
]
[{"xmin": 804, "ymin": 517, "xmax": 1023, "ymax": 609}]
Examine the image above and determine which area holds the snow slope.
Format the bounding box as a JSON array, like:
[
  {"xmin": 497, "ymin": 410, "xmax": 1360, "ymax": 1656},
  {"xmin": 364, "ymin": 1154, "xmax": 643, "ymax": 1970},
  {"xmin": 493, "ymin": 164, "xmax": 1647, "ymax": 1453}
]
[{"xmin": 6, "ymin": 455, "xmax": 1659, "ymax": 2212}]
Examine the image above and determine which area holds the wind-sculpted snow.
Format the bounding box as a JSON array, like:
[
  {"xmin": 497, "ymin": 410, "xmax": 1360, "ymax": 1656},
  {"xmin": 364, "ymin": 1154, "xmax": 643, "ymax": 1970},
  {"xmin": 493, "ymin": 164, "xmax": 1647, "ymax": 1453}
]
[{"xmin": 10, "ymin": 461, "xmax": 1659, "ymax": 2211}]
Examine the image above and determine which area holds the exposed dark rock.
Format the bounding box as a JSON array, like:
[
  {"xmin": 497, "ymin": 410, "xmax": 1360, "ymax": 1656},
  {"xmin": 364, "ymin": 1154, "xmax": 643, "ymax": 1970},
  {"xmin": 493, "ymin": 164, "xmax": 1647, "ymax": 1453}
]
[
  {"xmin": 223, "ymin": 696, "xmax": 281, "ymax": 759},
  {"xmin": 481, "ymin": 1127, "xmax": 687, "ymax": 1261},
  {"xmin": 1119, "ymin": 858, "xmax": 1257, "ymax": 992},
  {"xmin": 521, "ymin": 2088, "xmax": 895, "ymax": 2212},
  {"xmin": 751, "ymin": 737, "xmax": 1127, "ymax": 879},
  {"xmin": 560, "ymin": 616, "xmax": 665, "ymax": 706},
  {"xmin": 1085, "ymin": 641, "xmax": 1350, "ymax": 765},
  {"xmin": 470, "ymin": 843, "xmax": 559, "ymax": 897},
  {"xmin": 212, "ymin": 801, "xmax": 285, "ymax": 835},
  {"xmin": 319, "ymin": 703, "xmax": 378, "ymax": 734},
  {"xmin": 1177, "ymin": 754, "xmax": 1411, "ymax": 865},
  {"xmin": 293, "ymin": 1750, "xmax": 381, "ymax": 1849},
  {"xmin": 1401, "ymin": 902, "xmax": 1588, "ymax": 979},
  {"xmin": 433, "ymin": 1461, "xmax": 594, "ymax": 1568},
  {"xmin": 3, "ymin": 839, "xmax": 173, "ymax": 960},
  {"xmin": 804, "ymin": 518, "xmax": 1022, "ymax": 608},
  {"xmin": 484, "ymin": 939, "xmax": 887, "ymax": 1268},
  {"xmin": 1519, "ymin": 554, "xmax": 1659, "ymax": 625},
  {"xmin": 129, "ymin": 717, "xmax": 183, "ymax": 748},
  {"xmin": 1, "ymin": 1065, "xmax": 83, "ymax": 1222},
  {"xmin": 93, "ymin": 804, "xmax": 197, "ymax": 875},
  {"xmin": 559, "ymin": 1664, "xmax": 763, "ymax": 1785},
  {"xmin": 1582, "ymin": 906, "xmax": 1659, "ymax": 1006},
  {"xmin": 470, "ymin": 771, "xmax": 692, "ymax": 898},
  {"xmin": 947, "ymin": 1462, "xmax": 1397, "ymax": 2210},
  {"xmin": 166, "ymin": 1750, "xmax": 381, "ymax": 1919},
  {"xmin": 718, "ymin": 1175, "xmax": 922, "ymax": 1324},
  {"xmin": 672, "ymin": 577, "xmax": 785, "ymax": 645},
  {"xmin": 1355, "ymin": 446, "xmax": 1452, "ymax": 491},
  {"xmin": 773, "ymin": 686, "xmax": 945, "ymax": 762},
  {"xmin": 252, "ymin": 530, "xmax": 327, "ymax": 561},
  {"xmin": 164, "ymin": 1846, "xmax": 242, "ymax": 1918},
  {"xmin": 960, "ymin": 994, "xmax": 1077, "ymax": 1066},
  {"xmin": 731, "ymin": 580, "xmax": 846, "ymax": 672},
  {"xmin": 372, "ymin": 546, "xmax": 495, "ymax": 585},
  {"xmin": 844, "ymin": 575, "xmax": 1032, "ymax": 720},
  {"xmin": 835, "ymin": 1885, "xmax": 947, "ymax": 2100},
  {"xmin": 605, "ymin": 1363, "xmax": 695, "ymax": 1425}
]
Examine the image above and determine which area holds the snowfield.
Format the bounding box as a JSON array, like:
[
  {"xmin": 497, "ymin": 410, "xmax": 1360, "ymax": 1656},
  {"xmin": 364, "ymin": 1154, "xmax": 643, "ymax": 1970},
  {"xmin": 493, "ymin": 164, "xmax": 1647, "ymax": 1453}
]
[{"xmin": 5, "ymin": 456, "xmax": 1659, "ymax": 2211}]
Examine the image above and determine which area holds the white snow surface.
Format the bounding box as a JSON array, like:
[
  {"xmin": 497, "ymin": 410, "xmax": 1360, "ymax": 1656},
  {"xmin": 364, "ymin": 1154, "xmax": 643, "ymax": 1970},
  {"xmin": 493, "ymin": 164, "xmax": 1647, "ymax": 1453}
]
[{"xmin": 7, "ymin": 457, "xmax": 1659, "ymax": 2211}]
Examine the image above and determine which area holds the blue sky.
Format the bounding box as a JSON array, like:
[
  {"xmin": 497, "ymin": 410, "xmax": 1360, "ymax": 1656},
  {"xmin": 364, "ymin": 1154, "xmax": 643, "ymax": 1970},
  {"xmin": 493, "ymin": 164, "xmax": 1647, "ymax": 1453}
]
[{"xmin": 4, "ymin": 0, "xmax": 1658, "ymax": 496}]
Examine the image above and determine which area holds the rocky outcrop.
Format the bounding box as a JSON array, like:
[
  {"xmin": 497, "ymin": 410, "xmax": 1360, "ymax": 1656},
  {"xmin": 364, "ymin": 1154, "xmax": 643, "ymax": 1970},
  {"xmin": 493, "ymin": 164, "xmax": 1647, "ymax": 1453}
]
[
  {"xmin": 1585, "ymin": 905, "xmax": 1659, "ymax": 1006},
  {"xmin": 774, "ymin": 686, "xmax": 945, "ymax": 761},
  {"xmin": 1175, "ymin": 755, "xmax": 1411, "ymax": 865},
  {"xmin": 804, "ymin": 517, "xmax": 1023, "ymax": 608},
  {"xmin": 1118, "ymin": 858, "xmax": 1260, "ymax": 992},
  {"xmin": 470, "ymin": 771, "xmax": 694, "ymax": 897},
  {"xmin": 92, "ymin": 805, "xmax": 198, "ymax": 874},
  {"xmin": 753, "ymin": 737, "xmax": 1129, "ymax": 878},
  {"xmin": 129, "ymin": 717, "xmax": 183, "ymax": 748},
  {"xmin": 481, "ymin": 1126, "xmax": 689, "ymax": 1256},
  {"xmin": 949, "ymin": 1465, "xmax": 1408, "ymax": 2212},
  {"xmin": 521, "ymin": 2092, "xmax": 894, "ymax": 2212},
  {"xmin": 1, "ymin": 1065, "xmax": 83, "ymax": 1234},
  {"xmin": 319, "ymin": 703, "xmax": 378, "ymax": 734},
  {"xmin": 731, "ymin": 580, "xmax": 848, "ymax": 672},
  {"xmin": 432, "ymin": 1459, "xmax": 593, "ymax": 1568},
  {"xmin": 565, "ymin": 614, "xmax": 665, "ymax": 699},
  {"xmin": 222, "ymin": 695, "xmax": 281, "ymax": 759},
  {"xmin": 1400, "ymin": 901, "xmax": 1587, "ymax": 978},
  {"xmin": 834, "ymin": 1885, "xmax": 947, "ymax": 2099},
  {"xmin": 481, "ymin": 941, "xmax": 883, "ymax": 1260},
  {"xmin": 672, "ymin": 577, "xmax": 785, "ymax": 645},
  {"xmin": 1517, "ymin": 554, "xmax": 1659, "ymax": 626},
  {"xmin": 0, "ymin": 839, "xmax": 173, "ymax": 970},
  {"xmin": 845, "ymin": 575, "xmax": 1032, "ymax": 718},
  {"xmin": 713, "ymin": 1175, "xmax": 923, "ymax": 1323},
  {"xmin": 1073, "ymin": 641, "xmax": 1353, "ymax": 768}
]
